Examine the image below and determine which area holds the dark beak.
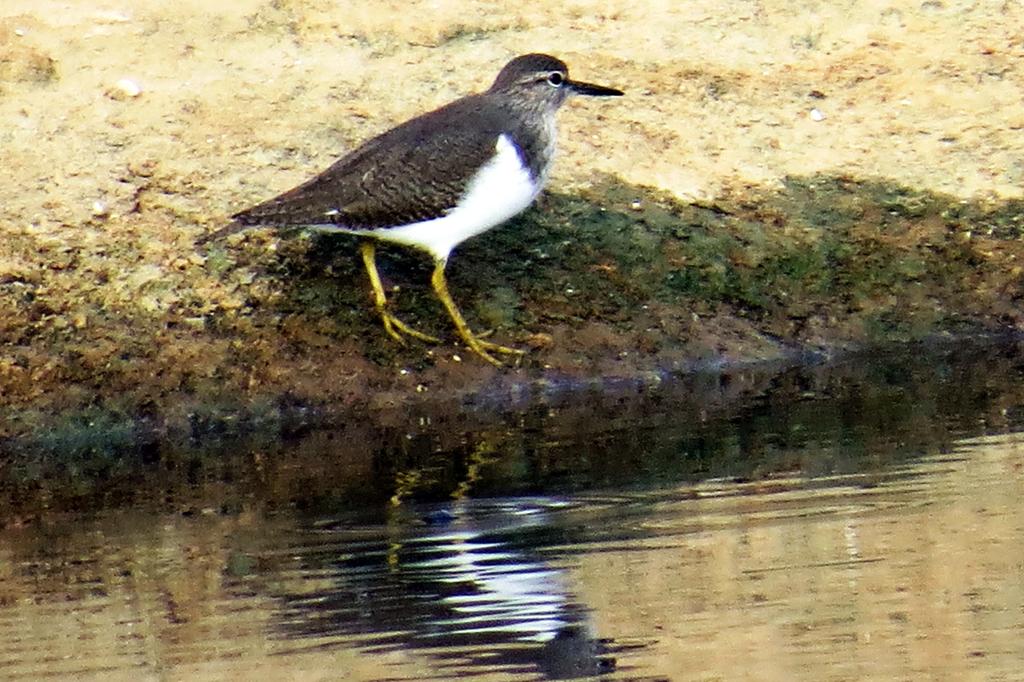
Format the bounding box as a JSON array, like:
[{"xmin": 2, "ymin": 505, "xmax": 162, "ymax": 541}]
[{"xmin": 566, "ymin": 79, "xmax": 624, "ymax": 97}]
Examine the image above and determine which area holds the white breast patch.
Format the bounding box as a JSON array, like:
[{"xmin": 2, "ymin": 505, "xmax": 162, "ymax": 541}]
[{"xmin": 321, "ymin": 134, "xmax": 541, "ymax": 262}]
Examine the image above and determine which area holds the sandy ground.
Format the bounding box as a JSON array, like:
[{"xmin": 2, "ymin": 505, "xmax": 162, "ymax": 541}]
[{"xmin": 1, "ymin": 0, "xmax": 1023, "ymax": 435}]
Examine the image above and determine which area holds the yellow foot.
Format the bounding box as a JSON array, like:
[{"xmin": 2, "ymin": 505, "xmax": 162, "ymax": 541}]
[
  {"xmin": 380, "ymin": 311, "xmax": 440, "ymax": 345},
  {"xmin": 362, "ymin": 241, "xmax": 440, "ymax": 345},
  {"xmin": 458, "ymin": 332, "xmax": 525, "ymax": 367},
  {"xmin": 428, "ymin": 258, "xmax": 528, "ymax": 367}
]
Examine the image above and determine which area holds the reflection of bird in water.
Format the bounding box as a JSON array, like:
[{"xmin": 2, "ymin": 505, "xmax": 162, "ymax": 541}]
[
  {"xmin": 274, "ymin": 498, "xmax": 625, "ymax": 679},
  {"xmin": 540, "ymin": 627, "xmax": 620, "ymax": 679},
  {"xmin": 405, "ymin": 503, "xmax": 576, "ymax": 638}
]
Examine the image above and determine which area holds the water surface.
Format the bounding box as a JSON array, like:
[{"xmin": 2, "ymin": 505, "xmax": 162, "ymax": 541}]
[{"xmin": 2, "ymin": 342, "xmax": 1024, "ymax": 680}]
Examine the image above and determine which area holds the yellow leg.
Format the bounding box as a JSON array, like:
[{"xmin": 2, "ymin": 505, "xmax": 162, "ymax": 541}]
[
  {"xmin": 360, "ymin": 242, "xmax": 439, "ymax": 344},
  {"xmin": 430, "ymin": 259, "xmax": 524, "ymax": 367}
]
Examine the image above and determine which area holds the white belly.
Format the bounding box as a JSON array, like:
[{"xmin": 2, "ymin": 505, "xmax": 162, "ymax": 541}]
[{"xmin": 329, "ymin": 134, "xmax": 541, "ymax": 263}]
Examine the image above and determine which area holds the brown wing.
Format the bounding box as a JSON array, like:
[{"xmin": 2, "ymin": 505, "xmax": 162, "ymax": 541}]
[{"xmin": 230, "ymin": 94, "xmax": 513, "ymax": 231}]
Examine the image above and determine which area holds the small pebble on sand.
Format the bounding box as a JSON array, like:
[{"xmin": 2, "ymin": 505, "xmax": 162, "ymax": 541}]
[{"xmin": 107, "ymin": 78, "xmax": 142, "ymax": 100}]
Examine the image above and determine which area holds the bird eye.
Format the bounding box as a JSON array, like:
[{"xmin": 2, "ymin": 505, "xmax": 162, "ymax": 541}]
[{"xmin": 546, "ymin": 72, "xmax": 564, "ymax": 87}]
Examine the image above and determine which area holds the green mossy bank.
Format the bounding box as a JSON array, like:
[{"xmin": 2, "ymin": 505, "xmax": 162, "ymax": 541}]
[{"xmin": 2, "ymin": 174, "xmax": 1023, "ymax": 448}]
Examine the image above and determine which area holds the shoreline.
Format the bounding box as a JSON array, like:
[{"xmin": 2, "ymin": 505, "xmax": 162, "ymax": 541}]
[
  {"xmin": 4, "ymin": 175, "xmax": 1024, "ymax": 446},
  {"xmin": 3, "ymin": 2, "xmax": 1023, "ymax": 447}
]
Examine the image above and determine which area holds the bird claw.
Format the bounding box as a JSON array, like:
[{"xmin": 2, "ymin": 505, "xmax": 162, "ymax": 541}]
[
  {"xmin": 380, "ymin": 312, "xmax": 440, "ymax": 344},
  {"xmin": 476, "ymin": 338, "xmax": 525, "ymax": 355},
  {"xmin": 457, "ymin": 332, "xmax": 525, "ymax": 366}
]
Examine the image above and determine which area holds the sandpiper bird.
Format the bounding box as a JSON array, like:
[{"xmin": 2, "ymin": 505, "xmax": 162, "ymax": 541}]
[{"xmin": 203, "ymin": 53, "xmax": 623, "ymax": 365}]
